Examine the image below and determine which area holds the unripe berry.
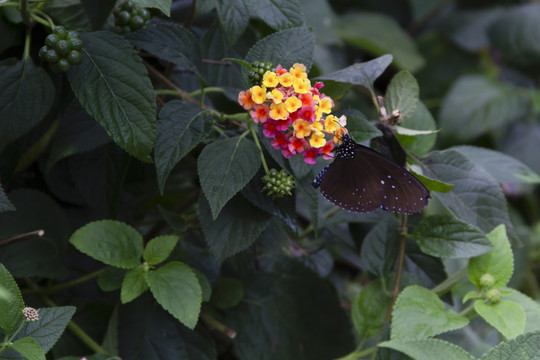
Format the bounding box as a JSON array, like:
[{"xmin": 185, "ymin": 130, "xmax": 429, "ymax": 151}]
[
  {"xmin": 56, "ymin": 39, "xmax": 71, "ymax": 56},
  {"xmin": 45, "ymin": 34, "xmax": 59, "ymax": 48},
  {"xmin": 45, "ymin": 48, "xmax": 59, "ymax": 63},
  {"xmin": 67, "ymin": 50, "xmax": 82, "ymax": 64}
]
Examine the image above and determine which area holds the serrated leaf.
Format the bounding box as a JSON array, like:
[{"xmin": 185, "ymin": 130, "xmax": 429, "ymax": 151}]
[
  {"xmin": 352, "ymin": 279, "xmax": 391, "ymax": 338},
  {"xmin": 439, "ymin": 76, "xmax": 526, "ymax": 142},
  {"xmin": 0, "ymin": 263, "xmax": 24, "ymax": 335},
  {"xmin": 469, "ymin": 224, "xmax": 513, "ymax": 289},
  {"xmin": 199, "ymin": 194, "xmax": 271, "ymax": 263},
  {"xmin": 251, "ymin": 0, "xmax": 304, "ymax": 30},
  {"xmin": 360, "ymin": 215, "xmax": 400, "ymax": 277},
  {"xmin": 0, "ymin": 183, "xmax": 14, "ymax": 212},
  {"xmin": 0, "ymin": 58, "xmax": 54, "ymax": 149},
  {"xmin": 454, "ymin": 145, "xmax": 540, "ymax": 185},
  {"xmin": 384, "ymin": 70, "xmax": 419, "ymax": 121},
  {"xmin": 481, "ymin": 330, "xmax": 540, "ymax": 360},
  {"xmin": 198, "ymin": 135, "xmax": 261, "ymax": 219},
  {"xmin": 127, "ymin": 23, "xmax": 201, "ymax": 77},
  {"xmin": 69, "ymin": 220, "xmax": 143, "ymax": 269},
  {"xmin": 216, "ymin": 0, "xmax": 250, "ymax": 44},
  {"xmin": 67, "ymin": 31, "xmax": 156, "ymax": 160},
  {"xmin": 147, "ymin": 262, "xmax": 202, "ymax": 329},
  {"xmin": 134, "ymin": 0, "xmax": 172, "ymax": 16},
  {"xmin": 245, "ymin": 26, "xmax": 314, "ymax": 71},
  {"xmin": 121, "ymin": 265, "xmax": 148, "ymax": 303},
  {"xmin": 143, "ymin": 235, "xmax": 179, "ymax": 265},
  {"xmin": 475, "ymin": 300, "xmax": 525, "ymax": 339},
  {"xmin": 505, "ymin": 291, "xmax": 540, "ymax": 333},
  {"xmin": 411, "ymin": 215, "xmax": 493, "ymax": 258},
  {"xmin": 335, "ymin": 13, "xmax": 424, "ymax": 72},
  {"xmin": 315, "ymin": 54, "xmax": 393, "ymax": 89},
  {"xmin": 210, "ymin": 277, "xmax": 244, "ymax": 309},
  {"xmin": 155, "ymin": 100, "xmax": 212, "ymax": 193},
  {"xmin": 391, "ymin": 285, "xmax": 468, "ymax": 340},
  {"xmin": 11, "ymin": 337, "xmax": 45, "ymax": 360},
  {"xmin": 44, "ymin": 0, "xmax": 91, "ymax": 31},
  {"xmin": 379, "ymin": 338, "xmax": 475, "ymax": 360}
]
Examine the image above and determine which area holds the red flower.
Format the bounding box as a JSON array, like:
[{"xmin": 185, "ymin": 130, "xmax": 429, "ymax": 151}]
[
  {"xmin": 302, "ymin": 147, "xmax": 318, "ymax": 164},
  {"xmin": 271, "ymin": 132, "xmax": 289, "ymax": 150},
  {"xmin": 275, "ymin": 117, "xmax": 292, "ymax": 131},
  {"xmin": 263, "ymin": 120, "xmax": 278, "ymax": 138},
  {"xmin": 250, "ymin": 104, "xmax": 269, "ymax": 123},
  {"xmin": 288, "ymin": 137, "xmax": 306, "ymax": 154},
  {"xmin": 320, "ymin": 140, "xmax": 335, "ymax": 160},
  {"xmin": 297, "ymin": 105, "xmax": 317, "ymax": 123}
]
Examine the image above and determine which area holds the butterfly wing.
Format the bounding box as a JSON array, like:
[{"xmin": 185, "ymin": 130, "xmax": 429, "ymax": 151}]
[{"xmin": 314, "ymin": 143, "xmax": 429, "ymax": 214}]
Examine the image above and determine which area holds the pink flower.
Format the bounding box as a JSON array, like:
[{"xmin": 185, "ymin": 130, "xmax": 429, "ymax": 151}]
[
  {"xmin": 281, "ymin": 147, "xmax": 293, "ymax": 158},
  {"xmin": 275, "ymin": 117, "xmax": 292, "ymax": 131},
  {"xmin": 302, "ymin": 147, "xmax": 318, "ymax": 164},
  {"xmin": 320, "ymin": 140, "xmax": 335, "ymax": 160},
  {"xmin": 250, "ymin": 104, "xmax": 269, "ymax": 123},
  {"xmin": 288, "ymin": 137, "xmax": 306, "ymax": 154},
  {"xmin": 271, "ymin": 132, "xmax": 289, "ymax": 150},
  {"xmin": 263, "ymin": 120, "xmax": 278, "ymax": 138},
  {"xmin": 297, "ymin": 105, "xmax": 317, "ymax": 123}
]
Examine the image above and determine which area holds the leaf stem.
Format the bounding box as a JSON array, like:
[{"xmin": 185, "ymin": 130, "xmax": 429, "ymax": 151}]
[
  {"xmin": 200, "ymin": 313, "xmax": 236, "ymax": 339},
  {"xmin": 22, "ymin": 268, "xmax": 106, "ymax": 295},
  {"xmin": 334, "ymin": 346, "xmax": 377, "ymax": 360},
  {"xmin": 248, "ymin": 121, "xmax": 269, "ymax": 174},
  {"xmin": 385, "ymin": 214, "xmax": 408, "ymax": 322},
  {"xmin": 431, "ymin": 266, "xmax": 468, "ymax": 296},
  {"xmin": 19, "ymin": 0, "xmax": 30, "ymax": 25},
  {"xmin": 459, "ymin": 302, "xmax": 475, "ymax": 317}
]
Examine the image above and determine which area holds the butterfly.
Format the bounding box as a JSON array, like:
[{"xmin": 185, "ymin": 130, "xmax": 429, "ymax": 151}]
[{"xmin": 312, "ymin": 134, "xmax": 429, "ymax": 214}]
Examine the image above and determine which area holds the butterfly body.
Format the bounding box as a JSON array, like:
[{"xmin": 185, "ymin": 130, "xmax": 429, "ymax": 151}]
[{"xmin": 312, "ymin": 135, "xmax": 429, "ymax": 214}]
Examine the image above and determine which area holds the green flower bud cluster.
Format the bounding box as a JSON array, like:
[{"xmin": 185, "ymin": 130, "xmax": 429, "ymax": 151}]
[
  {"xmin": 248, "ymin": 60, "xmax": 274, "ymax": 86},
  {"xmin": 38, "ymin": 26, "xmax": 82, "ymax": 72},
  {"xmin": 262, "ymin": 169, "xmax": 294, "ymax": 198},
  {"xmin": 113, "ymin": 1, "xmax": 151, "ymax": 34}
]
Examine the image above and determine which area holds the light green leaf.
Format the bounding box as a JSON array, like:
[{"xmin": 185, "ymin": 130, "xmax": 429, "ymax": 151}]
[
  {"xmin": 120, "ymin": 265, "xmax": 148, "ymax": 303},
  {"xmin": 351, "ymin": 279, "xmax": 391, "ymax": 338},
  {"xmin": 11, "ymin": 337, "xmax": 45, "ymax": 360},
  {"xmin": 134, "ymin": 0, "xmax": 172, "ymax": 16},
  {"xmin": 69, "ymin": 220, "xmax": 143, "ymax": 269},
  {"xmin": 380, "ymin": 338, "xmax": 475, "ymax": 360},
  {"xmin": 384, "ymin": 70, "xmax": 419, "ymax": 121},
  {"xmin": 143, "ymin": 235, "xmax": 179, "ymax": 265},
  {"xmin": 475, "ymin": 300, "xmax": 525, "ymax": 339},
  {"xmin": 198, "ymin": 135, "xmax": 261, "ymax": 219},
  {"xmin": 481, "ymin": 330, "xmax": 540, "ymax": 360},
  {"xmin": 68, "ymin": 31, "xmax": 156, "ymax": 160},
  {"xmin": 210, "ymin": 278, "xmax": 244, "ymax": 310},
  {"xmin": 409, "ymin": 165, "xmax": 454, "ymax": 193},
  {"xmin": 505, "ymin": 291, "xmax": 540, "ymax": 333},
  {"xmin": 391, "ymin": 285, "xmax": 468, "ymax": 340},
  {"xmin": 411, "ymin": 215, "xmax": 493, "ymax": 258},
  {"xmin": 0, "ymin": 263, "xmax": 24, "ymax": 335},
  {"xmin": 147, "ymin": 262, "xmax": 202, "ymax": 329},
  {"xmin": 97, "ymin": 267, "xmax": 125, "ymax": 292},
  {"xmin": 469, "ymin": 224, "xmax": 513, "ymax": 289}
]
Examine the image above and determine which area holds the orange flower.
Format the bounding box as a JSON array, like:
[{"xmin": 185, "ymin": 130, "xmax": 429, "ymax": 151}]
[{"xmin": 269, "ymin": 102, "xmax": 288, "ymax": 120}]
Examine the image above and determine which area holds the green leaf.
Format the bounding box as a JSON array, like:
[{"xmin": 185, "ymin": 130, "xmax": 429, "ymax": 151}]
[
  {"xmin": 245, "ymin": 26, "xmax": 315, "ymax": 71},
  {"xmin": 0, "ymin": 58, "xmax": 54, "ymax": 149},
  {"xmin": 11, "ymin": 337, "xmax": 45, "ymax": 360},
  {"xmin": 0, "ymin": 183, "xmax": 14, "ymax": 212},
  {"xmin": 127, "ymin": 23, "xmax": 202, "ymax": 77},
  {"xmin": 346, "ymin": 113, "xmax": 382, "ymax": 142},
  {"xmin": 384, "ymin": 70, "xmax": 419, "ymax": 121},
  {"xmin": 419, "ymin": 149, "xmax": 514, "ymax": 237},
  {"xmin": 199, "ymin": 194, "xmax": 271, "ymax": 263},
  {"xmin": 296, "ymin": 171, "xmax": 319, "ymax": 231},
  {"xmin": 198, "ymin": 135, "xmax": 261, "ymax": 219},
  {"xmin": 391, "ymin": 285, "xmax": 468, "ymax": 340},
  {"xmin": 155, "ymin": 100, "xmax": 212, "ymax": 193},
  {"xmin": 0, "ymin": 263, "xmax": 24, "ymax": 335},
  {"xmin": 97, "ymin": 267, "xmax": 126, "ymax": 292},
  {"xmin": 316, "ymin": 54, "xmax": 393, "ymax": 89},
  {"xmin": 192, "ymin": 268, "xmax": 212, "ymax": 302},
  {"xmin": 469, "ymin": 224, "xmax": 513, "ymax": 289},
  {"xmin": 454, "ymin": 145, "xmax": 540, "ymax": 185},
  {"xmin": 44, "ymin": 0, "xmax": 91, "ymax": 31},
  {"xmin": 411, "ymin": 215, "xmax": 493, "ymax": 258},
  {"xmin": 379, "ymin": 338, "xmax": 475, "ymax": 360},
  {"xmin": 474, "ymin": 300, "xmax": 525, "ymax": 339},
  {"xmin": 505, "ymin": 291, "xmax": 540, "ymax": 333},
  {"xmin": 121, "ymin": 265, "xmax": 148, "ymax": 303},
  {"xmin": 442, "ymin": 8, "xmax": 503, "ymax": 52},
  {"xmin": 481, "ymin": 330, "xmax": 540, "ymax": 360},
  {"xmin": 397, "ymin": 101, "xmax": 437, "ymax": 155},
  {"xmin": 360, "ymin": 215, "xmax": 400, "ymax": 277},
  {"xmin": 251, "ymin": 0, "xmax": 305, "ymax": 30},
  {"xmin": 335, "ymin": 13, "xmax": 424, "ymax": 72},
  {"xmin": 69, "ymin": 220, "xmax": 143, "ymax": 269},
  {"xmin": 351, "ymin": 279, "xmax": 391, "ymax": 338},
  {"xmin": 408, "ymin": 166, "xmax": 454, "ymax": 193},
  {"xmin": 134, "ymin": 0, "xmax": 172, "ymax": 16},
  {"xmin": 146, "ymin": 262, "xmax": 202, "ymax": 329},
  {"xmin": 216, "ymin": 0, "xmax": 250, "ymax": 44},
  {"xmin": 439, "ymin": 76, "xmax": 526, "ymax": 142},
  {"xmin": 143, "ymin": 235, "xmax": 179, "ymax": 265},
  {"xmin": 67, "ymin": 31, "xmax": 157, "ymax": 160},
  {"xmin": 210, "ymin": 277, "xmax": 244, "ymax": 310}
]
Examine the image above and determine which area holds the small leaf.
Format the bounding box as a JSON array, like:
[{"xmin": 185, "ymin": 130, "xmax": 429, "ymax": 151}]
[
  {"xmin": 121, "ymin": 265, "xmax": 148, "ymax": 303},
  {"xmin": 351, "ymin": 279, "xmax": 391, "ymax": 338},
  {"xmin": 69, "ymin": 220, "xmax": 143, "ymax": 269},
  {"xmin": 384, "ymin": 70, "xmax": 419, "ymax": 121},
  {"xmin": 391, "ymin": 285, "xmax": 468, "ymax": 340},
  {"xmin": 97, "ymin": 267, "xmax": 125, "ymax": 292},
  {"xmin": 469, "ymin": 224, "xmax": 513, "ymax": 289},
  {"xmin": 474, "ymin": 300, "xmax": 525, "ymax": 339},
  {"xmin": 505, "ymin": 291, "xmax": 540, "ymax": 333},
  {"xmin": 11, "ymin": 337, "xmax": 45, "ymax": 360},
  {"xmin": 147, "ymin": 262, "xmax": 202, "ymax": 329},
  {"xmin": 198, "ymin": 135, "xmax": 261, "ymax": 219},
  {"xmin": 0, "ymin": 183, "xmax": 14, "ymax": 212},
  {"xmin": 134, "ymin": 0, "xmax": 172, "ymax": 16},
  {"xmin": 481, "ymin": 330, "xmax": 540, "ymax": 360},
  {"xmin": 143, "ymin": 235, "xmax": 179, "ymax": 265},
  {"xmin": 379, "ymin": 338, "xmax": 475, "ymax": 360},
  {"xmin": 192, "ymin": 268, "xmax": 212, "ymax": 302},
  {"xmin": 210, "ymin": 278, "xmax": 244, "ymax": 309},
  {"xmin": 0, "ymin": 263, "xmax": 24, "ymax": 335},
  {"xmin": 68, "ymin": 31, "xmax": 157, "ymax": 160},
  {"xmin": 411, "ymin": 215, "xmax": 493, "ymax": 258},
  {"xmin": 397, "ymin": 101, "xmax": 437, "ymax": 155}
]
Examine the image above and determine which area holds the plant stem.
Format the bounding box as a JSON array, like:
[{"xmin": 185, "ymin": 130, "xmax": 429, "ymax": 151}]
[
  {"xmin": 23, "ymin": 26, "xmax": 31, "ymax": 60},
  {"xmin": 22, "ymin": 268, "xmax": 106, "ymax": 295},
  {"xmin": 431, "ymin": 266, "xmax": 468, "ymax": 295},
  {"xmin": 0, "ymin": 229, "xmax": 44, "ymax": 247},
  {"xmin": 19, "ymin": 0, "xmax": 30, "ymax": 25},
  {"xmin": 385, "ymin": 214, "xmax": 408, "ymax": 323},
  {"xmin": 248, "ymin": 121, "xmax": 269, "ymax": 174},
  {"xmin": 200, "ymin": 313, "xmax": 236, "ymax": 339},
  {"xmin": 459, "ymin": 302, "xmax": 475, "ymax": 317},
  {"xmin": 334, "ymin": 346, "xmax": 377, "ymax": 360}
]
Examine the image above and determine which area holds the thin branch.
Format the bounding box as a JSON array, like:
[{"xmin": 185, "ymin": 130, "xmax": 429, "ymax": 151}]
[
  {"xmin": 0, "ymin": 229, "xmax": 44, "ymax": 247},
  {"xmin": 385, "ymin": 214, "xmax": 408, "ymax": 322}
]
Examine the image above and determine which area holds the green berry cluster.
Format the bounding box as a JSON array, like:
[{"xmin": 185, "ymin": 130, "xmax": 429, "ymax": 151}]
[
  {"xmin": 113, "ymin": 1, "xmax": 151, "ymax": 34},
  {"xmin": 248, "ymin": 60, "xmax": 274, "ymax": 86},
  {"xmin": 39, "ymin": 26, "xmax": 82, "ymax": 72},
  {"xmin": 262, "ymin": 169, "xmax": 294, "ymax": 198}
]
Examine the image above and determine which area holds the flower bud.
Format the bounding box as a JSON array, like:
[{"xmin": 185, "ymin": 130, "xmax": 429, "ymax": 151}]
[
  {"xmin": 479, "ymin": 273, "xmax": 495, "ymax": 288},
  {"xmin": 22, "ymin": 307, "xmax": 39, "ymax": 322}
]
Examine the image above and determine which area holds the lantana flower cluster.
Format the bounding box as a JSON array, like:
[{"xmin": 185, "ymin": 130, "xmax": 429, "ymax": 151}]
[{"xmin": 238, "ymin": 63, "xmax": 347, "ymax": 164}]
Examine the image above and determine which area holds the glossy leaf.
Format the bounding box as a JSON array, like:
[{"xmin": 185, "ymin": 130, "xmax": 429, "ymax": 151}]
[
  {"xmin": 396, "ymin": 101, "xmax": 437, "ymax": 155},
  {"xmin": 474, "ymin": 300, "xmax": 525, "ymax": 339}
]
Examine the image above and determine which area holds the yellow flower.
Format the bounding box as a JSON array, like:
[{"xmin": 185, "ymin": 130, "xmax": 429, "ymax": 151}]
[
  {"xmin": 319, "ymin": 97, "xmax": 333, "ymax": 114},
  {"xmin": 292, "ymin": 63, "xmax": 307, "ymax": 72},
  {"xmin": 269, "ymin": 102, "xmax": 288, "ymax": 120},
  {"xmin": 285, "ymin": 96, "xmax": 302, "ymax": 112},
  {"xmin": 290, "ymin": 66, "xmax": 307, "ymax": 81},
  {"xmin": 262, "ymin": 71, "xmax": 279, "ymax": 88},
  {"xmin": 293, "ymin": 78, "xmax": 310, "ymax": 94},
  {"xmin": 293, "ymin": 119, "xmax": 311, "ymax": 138},
  {"xmin": 324, "ymin": 115, "xmax": 340, "ymax": 133},
  {"xmin": 267, "ymin": 89, "xmax": 284, "ymax": 104},
  {"xmin": 250, "ymin": 85, "xmax": 267, "ymax": 104},
  {"xmin": 310, "ymin": 132, "xmax": 326, "ymax": 148},
  {"xmin": 279, "ymin": 72, "xmax": 294, "ymax": 87},
  {"xmin": 311, "ymin": 121, "xmax": 323, "ymax": 133}
]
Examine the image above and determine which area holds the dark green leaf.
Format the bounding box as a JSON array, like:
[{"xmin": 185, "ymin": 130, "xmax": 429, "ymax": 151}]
[
  {"xmin": 481, "ymin": 330, "xmax": 540, "ymax": 360},
  {"xmin": 11, "ymin": 337, "xmax": 45, "ymax": 360},
  {"xmin": 296, "ymin": 171, "xmax": 319, "ymax": 231},
  {"xmin": 198, "ymin": 135, "xmax": 261, "ymax": 219},
  {"xmin": 97, "ymin": 267, "xmax": 126, "ymax": 292},
  {"xmin": 121, "ymin": 265, "xmax": 148, "ymax": 303},
  {"xmin": 442, "ymin": 8, "xmax": 503, "ymax": 52},
  {"xmin": 0, "ymin": 183, "xmax": 14, "ymax": 212},
  {"xmin": 347, "ymin": 113, "xmax": 382, "ymax": 142},
  {"xmin": 251, "ymin": 0, "xmax": 304, "ymax": 30},
  {"xmin": 474, "ymin": 300, "xmax": 525, "ymax": 339},
  {"xmin": 396, "ymin": 101, "xmax": 437, "ymax": 156},
  {"xmin": 384, "ymin": 70, "xmax": 419, "ymax": 121},
  {"xmin": 0, "ymin": 59, "xmax": 54, "ymax": 149},
  {"xmin": 44, "ymin": 0, "xmax": 91, "ymax": 30},
  {"xmin": 360, "ymin": 215, "xmax": 400, "ymax": 277},
  {"xmin": 68, "ymin": 31, "xmax": 156, "ymax": 160},
  {"xmin": 210, "ymin": 277, "xmax": 244, "ymax": 309},
  {"xmin": 134, "ymin": 0, "xmax": 172, "ymax": 16},
  {"xmin": 352, "ymin": 279, "xmax": 391, "ymax": 338},
  {"xmin": 379, "ymin": 338, "xmax": 475, "ymax": 360},
  {"xmin": 216, "ymin": 0, "xmax": 250, "ymax": 44},
  {"xmin": 0, "ymin": 263, "xmax": 24, "ymax": 335}
]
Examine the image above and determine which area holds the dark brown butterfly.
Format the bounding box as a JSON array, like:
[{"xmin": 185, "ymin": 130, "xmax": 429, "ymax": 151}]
[{"xmin": 312, "ymin": 134, "xmax": 429, "ymax": 214}]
